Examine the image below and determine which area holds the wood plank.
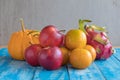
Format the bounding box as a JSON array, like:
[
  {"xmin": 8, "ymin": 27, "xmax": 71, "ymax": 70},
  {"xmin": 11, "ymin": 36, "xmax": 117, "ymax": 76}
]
[
  {"xmin": 0, "ymin": 48, "xmax": 10, "ymax": 57},
  {"xmin": 0, "ymin": 48, "xmax": 69, "ymax": 80},
  {"xmin": 112, "ymin": 48, "xmax": 120, "ymax": 60},
  {"xmin": 67, "ymin": 48, "xmax": 120, "ymax": 80},
  {"xmin": 0, "ymin": 48, "xmax": 36, "ymax": 80},
  {"xmin": 0, "ymin": 48, "xmax": 120, "ymax": 80},
  {"xmin": 94, "ymin": 54, "xmax": 120, "ymax": 80},
  {"xmin": 33, "ymin": 66, "xmax": 69, "ymax": 80},
  {"xmin": 67, "ymin": 63, "xmax": 105, "ymax": 80}
]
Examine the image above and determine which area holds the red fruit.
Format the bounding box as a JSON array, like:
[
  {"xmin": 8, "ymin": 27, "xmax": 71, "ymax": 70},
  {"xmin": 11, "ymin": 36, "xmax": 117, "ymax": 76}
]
[
  {"xmin": 38, "ymin": 46, "xmax": 63, "ymax": 70},
  {"xmin": 39, "ymin": 25, "xmax": 64, "ymax": 47},
  {"xmin": 85, "ymin": 25, "xmax": 113, "ymax": 59},
  {"xmin": 85, "ymin": 26, "xmax": 98, "ymax": 44},
  {"xmin": 25, "ymin": 44, "xmax": 41, "ymax": 66},
  {"xmin": 78, "ymin": 19, "xmax": 113, "ymax": 60}
]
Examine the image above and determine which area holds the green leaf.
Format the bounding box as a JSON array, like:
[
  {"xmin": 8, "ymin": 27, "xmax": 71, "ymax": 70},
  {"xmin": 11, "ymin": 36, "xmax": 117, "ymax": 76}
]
[
  {"xmin": 27, "ymin": 30, "xmax": 39, "ymax": 35},
  {"xmin": 90, "ymin": 25, "xmax": 107, "ymax": 32},
  {"xmin": 94, "ymin": 34, "xmax": 108, "ymax": 45}
]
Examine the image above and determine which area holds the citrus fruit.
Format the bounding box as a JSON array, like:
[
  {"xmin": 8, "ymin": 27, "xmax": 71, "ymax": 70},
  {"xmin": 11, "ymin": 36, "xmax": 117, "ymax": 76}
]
[
  {"xmin": 65, "ymin": 29, "xmax": 87, "ymax": 50},
  {"xmin": 69, "ymin": 48, "xmax": 92, "ymax": 69},
  {"xmin": 60, "ymin": 47, "xmax": 69, "ymax": 65},
  {"xmin": 84, "ymin": 45, "xmax": 96, "ymax": 61}
]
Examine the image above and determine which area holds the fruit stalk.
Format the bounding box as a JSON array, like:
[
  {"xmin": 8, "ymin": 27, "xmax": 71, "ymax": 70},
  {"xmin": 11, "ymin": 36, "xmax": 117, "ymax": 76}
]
[
  {"xmin": 78, "ymin": 19, "xmax": 91, "ymax": 33},
  {"xmin": 20, "ymin": 18, "xmax": 25, "ymax": 32}
]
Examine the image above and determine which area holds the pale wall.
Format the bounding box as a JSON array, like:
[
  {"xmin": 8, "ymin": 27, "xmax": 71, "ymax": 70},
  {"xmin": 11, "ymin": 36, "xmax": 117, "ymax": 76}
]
[{"xmin": 0, "ymin": 0, "xmax": 120, "ymax": 46}]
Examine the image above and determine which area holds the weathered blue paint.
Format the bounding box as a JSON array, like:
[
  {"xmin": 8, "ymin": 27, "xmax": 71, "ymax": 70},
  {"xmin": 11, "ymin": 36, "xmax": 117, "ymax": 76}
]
[
  {"xmin": 67, "ymin": 63, "xmax": 105, "ymax": 80},
  {"xmin": 0, "ymin": 48, "xmax": 10, "ymax": 57},
  {"xmin": 112, "ymin": 48, "xmax": 120, "ymax": 60},
  {"xmin": 33, "ymin": 66, "xmax": 69, "ymax": 80},
  {"xmin": 0, "ymin": 58, "xmax": 36, "ymax": 80},
  {"xmin": 95, "ymin": 49, "xmax": 120, "ymax": 80},
  {"xmin": 0, "ymin": 48, "xmax": 120, "ymax": 80},
  {"xmin": 0, "ymin": 48, "xmax": 36, "ymax": 80}
]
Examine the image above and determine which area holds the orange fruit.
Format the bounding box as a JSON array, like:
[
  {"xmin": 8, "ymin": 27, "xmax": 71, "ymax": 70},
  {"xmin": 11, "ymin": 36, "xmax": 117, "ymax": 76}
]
[
  {"xmin": 69, "ymin": 48, "xmax": 92, "ymax": 69},
  {"xmin": 60, "ymin": 47, "xmax": 69, "ymax": 65},
  {"xmin": 65, "ymin": 29, "xmax": 87, "ymax": 50},
  {"xmin": 8, "ymin": 19, "xmax": 40, "ymax": 60},
  {"xmin": 84, "ymin": 45, "xmax": 96, "ymax": 61}
]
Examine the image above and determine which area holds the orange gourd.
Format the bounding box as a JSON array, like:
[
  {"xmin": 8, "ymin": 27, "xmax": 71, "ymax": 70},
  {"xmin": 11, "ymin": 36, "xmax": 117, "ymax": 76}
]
[{"xmin": 8, "ymin": 19, "xmax": 40, "ymax": 60}]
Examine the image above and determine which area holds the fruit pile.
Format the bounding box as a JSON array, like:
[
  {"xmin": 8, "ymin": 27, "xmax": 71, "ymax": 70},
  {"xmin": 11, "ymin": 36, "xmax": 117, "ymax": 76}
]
[{"xmin": 8, "ymin": 19, "xmax": 114, "ymax": 70}]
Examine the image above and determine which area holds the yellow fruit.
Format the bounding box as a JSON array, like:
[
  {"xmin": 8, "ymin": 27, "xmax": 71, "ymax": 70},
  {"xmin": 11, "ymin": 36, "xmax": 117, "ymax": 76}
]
[
  {"xmin": 84, "ymin": 45, "xmax": 96, "ymax": 62},
  {"xmin": 8, "ymin": 19, "xmax": 40, "ymax": 60},
  {"xmin": 69, "ymin": 48, "xmax": 92, "ymax": 69},
  {"xmin": 65, "ymin": 29, "xmax": 87, "ymax": 50},
  {"xmin": 60, "ymin": 47, "xmax": 69, "ymax": 65}
]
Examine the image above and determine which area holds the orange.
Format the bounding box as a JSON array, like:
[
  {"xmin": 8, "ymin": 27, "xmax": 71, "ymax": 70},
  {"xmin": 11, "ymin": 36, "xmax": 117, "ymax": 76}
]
[
  {"xmin": 84, "ymin": 45, "xmax": 96, "ymax": 62},
  {"xmin": 60, "ymin": 47, "xmax": 69, "ymax": 65},
  {"xmin": 65, "ymin": 29, "xmax": 87, "ymax": 50},
  {"xmin": 69, "ymin": 48, "xmax": 92, "ymax": 69}
]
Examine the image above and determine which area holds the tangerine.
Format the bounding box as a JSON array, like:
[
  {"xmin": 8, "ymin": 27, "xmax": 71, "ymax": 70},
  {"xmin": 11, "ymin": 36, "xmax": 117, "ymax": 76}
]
[
  {"xmin": 69, "ymin": 48, "xmax": 92, "ymax": 69},
  {"xmin": 84, "ymin": 45, "xmax": 96, "ymax": 61},
  {"xmin": 65, "ymin": 29, "xmax": 87, "ymax": 50},
  {"xmin": 60, "ymin": 47, "xmax": 69, "ymax": 65}
]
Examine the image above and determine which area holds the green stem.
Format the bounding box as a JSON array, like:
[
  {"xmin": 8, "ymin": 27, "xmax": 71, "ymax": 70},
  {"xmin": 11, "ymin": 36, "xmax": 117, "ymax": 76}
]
[
  {"xmin": 78, "ymin": 19, "xmax": 92, "ymax": 33},
  {"xmin": 20, "ymin": 18, "xmax": 25, "ymax": 32},
  {"xmin": 59, "ymin": 30, "xmax": 66, "ymax": 33}
]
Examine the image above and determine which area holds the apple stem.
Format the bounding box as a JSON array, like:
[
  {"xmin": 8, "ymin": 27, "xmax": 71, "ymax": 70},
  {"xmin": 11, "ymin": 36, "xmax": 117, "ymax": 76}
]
[
  {"xmin": 59, "ymin": 30, "xmax": 66, "ymax": 33},
  {"xmin": 20, "ymin": 18, "xmax": 25, "ymax": 32}
]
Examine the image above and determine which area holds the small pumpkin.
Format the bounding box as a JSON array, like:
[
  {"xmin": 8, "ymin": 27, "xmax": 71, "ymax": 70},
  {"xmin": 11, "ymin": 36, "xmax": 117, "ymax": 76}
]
[{"xmin": 8, "ymin": 19, "xmax": 40, "ymax": 60}]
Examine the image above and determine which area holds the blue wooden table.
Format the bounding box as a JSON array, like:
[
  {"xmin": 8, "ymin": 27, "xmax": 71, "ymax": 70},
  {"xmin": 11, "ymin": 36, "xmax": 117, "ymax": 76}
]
[{"xmin": 0, "ymin": 48, "xmax": 120, "ymax": 80}]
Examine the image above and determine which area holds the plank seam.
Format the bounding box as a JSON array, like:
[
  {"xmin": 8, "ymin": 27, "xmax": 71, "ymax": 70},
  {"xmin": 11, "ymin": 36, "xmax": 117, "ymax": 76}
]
[
  {"xmin": 30, "ymin": 67, "xmax": 36, "ymax": 80},
  {"xmin": 94, "ymin": 62, "xmax": 107, "ymax": 80},
  {"xmin": 66, "ymin": 65, "xmax": 70, "ymax": 80},
  {"xmin": 111, "ymin": 55, "xmax": 120, "ymax": 66}
]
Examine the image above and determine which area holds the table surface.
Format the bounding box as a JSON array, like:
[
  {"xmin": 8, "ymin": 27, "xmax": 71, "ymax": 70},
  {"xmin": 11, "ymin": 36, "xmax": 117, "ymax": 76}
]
[{"xmin": 0, "ymin": 48, "xmax": 120, "ymax": 80}]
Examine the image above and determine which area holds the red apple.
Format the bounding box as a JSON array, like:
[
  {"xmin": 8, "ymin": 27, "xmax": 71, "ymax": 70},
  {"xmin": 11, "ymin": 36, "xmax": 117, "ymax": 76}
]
[
  {"xmin": 38, "ymin": 46, "xmax": 63, "ymax": 70},
  {"xmin": 39, "ymin": 25, "xmax": 64, "ymax": 47},
  {"xmin": 25, "ymin": 44, "xmax": 41, "ymax": 66}
]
